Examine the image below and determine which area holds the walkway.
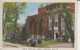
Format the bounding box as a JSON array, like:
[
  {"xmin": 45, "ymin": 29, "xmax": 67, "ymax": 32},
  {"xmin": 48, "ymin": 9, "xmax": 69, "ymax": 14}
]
[
  {"xmin": 45, "ymin": 43, "xmax": 73, "ymax": 48},
  {"xmin": 3, "ymin": 42, "xmax": 73, "ymax": 48},
  {"xmin": 3, "ymin": 42, "xmax": 29, "ymax": 48}
]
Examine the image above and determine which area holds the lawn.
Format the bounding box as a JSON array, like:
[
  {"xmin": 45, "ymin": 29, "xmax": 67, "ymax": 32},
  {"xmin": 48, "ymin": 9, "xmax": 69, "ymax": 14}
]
[
  {"xmin": 4, "ymin": 40, "xmax": 66, "ymax": 48},
  {"xmin": 35, "ymin": 40, "xmax": 66, "ymax": 47}
]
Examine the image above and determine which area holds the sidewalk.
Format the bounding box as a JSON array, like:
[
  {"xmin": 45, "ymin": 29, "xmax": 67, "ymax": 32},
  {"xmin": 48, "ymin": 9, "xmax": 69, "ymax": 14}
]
[
  {"xmin": 3, "ymin": 42, "xmax": 29, "ymax": 48},
  {"xmin": 45, "ymin": 43, "xmax": 73, "ymax": 48},
  {"xmin": 3, "ymin": 42, "xmax": 73, "ymax": 48}
]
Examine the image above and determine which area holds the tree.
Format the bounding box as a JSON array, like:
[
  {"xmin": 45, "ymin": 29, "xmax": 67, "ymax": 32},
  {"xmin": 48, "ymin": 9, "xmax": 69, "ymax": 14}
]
[
  {"xmin": 39, "ymin": 4, "xmax": 44, "ymax": 8},
  {"xmin": 57, "ymin": 3, "xmax": 74, "ymax": 47},
  {"xmin": 3, "ymin": 2, "xmax": 26, "ymax": 43},
  {"xmin": 3, "ymin": 24, "xmax": 15, "ymax": 42},
  {"xmin": 22, "ymin": 23, "xmax": 29, "ymax": 41}
]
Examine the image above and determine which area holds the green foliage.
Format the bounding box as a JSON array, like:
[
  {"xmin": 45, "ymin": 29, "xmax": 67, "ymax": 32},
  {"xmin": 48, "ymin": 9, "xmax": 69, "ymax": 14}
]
[
  {"xmin": 64, "ymin": 35, "xmax": 69, "ymax": 42},
  {"xmin": 46, "ymin": 32, "xmax": 53, "ymax": 40},
  {"xmin": 3, "ymin": 2, "xmax": 26, "ymax": 26},
  {"xmin": 58, "ymin": 3, "xmax": 74, "ymax": 45},
  {"xmin": 36, "ymin": 40, "xmax": 65, "ymax": 47},
  {"xmin": 50, "ymin": 8, "xmax": 58, "ymax": 15},
  {"xmin": 22, "ymin": 23, "xmax": 29, "ymax": 41},
  {"xmin": 39, "ymin": 4, "xmax": 44, "ymax": 8},
  {"xmin": 15, "ymin": 25, "xmax": 22, "ymax": 41},
  {"xmin": 50, "ymin": 3, "xmax": 74, "ymax": 45},
  {"xmin": 3, "ymin": 2, "xmax": 27, "ymax": 43},
  {"xmin": 3, "ymin": 24, "xmax": 22, "ymax": 42}
]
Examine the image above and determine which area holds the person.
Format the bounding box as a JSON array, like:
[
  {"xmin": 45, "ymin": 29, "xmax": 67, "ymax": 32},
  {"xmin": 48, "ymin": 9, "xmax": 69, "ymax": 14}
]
[
  {"xmin": 30, "ymin": 39, "xmax": 35, "ymax": 47},
  {"xmin": 38, "ymin": 39, "xmax": 42, "ymax": 44},
  {"xmin": 26, "ymin": 38, "xmax": 32, "ymax": 46}
]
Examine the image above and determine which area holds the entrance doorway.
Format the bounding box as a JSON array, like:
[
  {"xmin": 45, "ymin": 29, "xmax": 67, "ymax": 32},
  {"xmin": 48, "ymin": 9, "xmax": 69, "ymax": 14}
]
[{"xmin": 56, "ymin": 33, "xmax": 58, "ymax": 38}]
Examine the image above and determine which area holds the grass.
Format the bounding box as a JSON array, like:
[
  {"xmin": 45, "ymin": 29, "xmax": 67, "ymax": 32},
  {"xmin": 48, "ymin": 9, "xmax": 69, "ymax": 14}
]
[
  {"xmin": 3, "ymin": 40, "xmax": 66, "ymax": 48},
  {"xmin": 35, "ymin": 40, "xmax": 66, "ymax": 47}
]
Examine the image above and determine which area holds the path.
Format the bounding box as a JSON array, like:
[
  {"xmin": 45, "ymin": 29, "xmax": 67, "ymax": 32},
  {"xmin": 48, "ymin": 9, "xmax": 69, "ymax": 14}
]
[
  {"xmin": 45, "ymin": 43, "xmax": 73, "ymax": 48},
  {"xmin": 3, "ymin": 42, "xmax": 29, "ymax": 48},
  {"xmin": 3, "ymin": 42, "xmax": 73, "ymax": 48}
]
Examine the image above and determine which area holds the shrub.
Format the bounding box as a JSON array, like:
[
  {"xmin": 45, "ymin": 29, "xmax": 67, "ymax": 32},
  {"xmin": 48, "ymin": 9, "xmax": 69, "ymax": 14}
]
[{"xmin": 64, "ymin": 35, "xmax": 69, "ymax": 42}]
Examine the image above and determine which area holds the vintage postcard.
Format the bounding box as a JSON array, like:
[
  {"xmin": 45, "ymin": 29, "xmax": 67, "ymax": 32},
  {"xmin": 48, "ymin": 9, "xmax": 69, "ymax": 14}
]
[{"xmin": 0, "ymin": 0, "xmax": 77, "ymax": 50}]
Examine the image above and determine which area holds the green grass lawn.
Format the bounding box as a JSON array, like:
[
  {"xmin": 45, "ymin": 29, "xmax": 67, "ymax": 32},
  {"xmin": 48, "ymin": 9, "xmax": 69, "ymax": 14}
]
[
  {"xmin": 4, "ymin": 40, "xmax": 66, "ymax": 48},
  {"xmin": 35, "ymin": 40, "xmax": 66, "ymax": 47}
]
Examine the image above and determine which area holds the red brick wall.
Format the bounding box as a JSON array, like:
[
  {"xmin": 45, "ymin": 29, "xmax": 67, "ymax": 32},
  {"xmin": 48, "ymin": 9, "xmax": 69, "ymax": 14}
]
[
  {"xmin": 26, "ymin": 3, "xmax": 75, "ymax": 38},
  {"xmin": 58, "ymin": 13, "xmax": 61, "ymax": 37}
]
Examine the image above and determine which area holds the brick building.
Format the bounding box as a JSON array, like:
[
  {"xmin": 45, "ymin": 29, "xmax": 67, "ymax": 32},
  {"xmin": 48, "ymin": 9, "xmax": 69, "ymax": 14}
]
[{"xmin": 26, "ymin": 3, "xmax": 75, "ymax": 41}]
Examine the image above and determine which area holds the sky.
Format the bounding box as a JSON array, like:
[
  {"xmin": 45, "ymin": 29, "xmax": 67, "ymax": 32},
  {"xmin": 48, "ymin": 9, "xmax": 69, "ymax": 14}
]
[{"xmin": 17, "ymin": 2, "xmax": 50, "ymax": 25}]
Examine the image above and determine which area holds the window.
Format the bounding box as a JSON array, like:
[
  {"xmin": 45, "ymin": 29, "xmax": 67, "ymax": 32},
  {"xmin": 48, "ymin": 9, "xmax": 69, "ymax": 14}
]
[
  {"xmin": 54, "ymin": 14, "xmax": 58, "ymax": 19},
  {"xmin": 61, "ymin": 30, "xmax": 65, "ymax": 35},
  {"xmin": 57, "ymin": 7, "xmax": 61, "ymax": 10},
  {"xmin": 54, "ymin": 22, "xmax": 58, "ymax": 27},
  {"xmin": 49, "ymin": 22, "xmax": 51, "ymax": 27},
  {"xmin": 49, "ymin": 15, "xmax": 51, "ymax": 20},
  {"xmin": 49, "ymin": 22, "xmax": 50, "ymax": 27},
  {"xmin": 48, "ymin": 15, "xmax": 52, "ymax": 30},
  {"xmin": 61, "ymin": 12, "xmax": 66, "ymax": 21},
  {"xmin": 61, "ymin": 12, "xmax": 66, "ymax": 17},
  {"xmin": 72, "ymin": 13, "xmax": 75, "ymax": 17},
  {"xmin": 45, "ymin": 23, "xmax": 46, "ymax": 27},
  {"xmin": 61, "ymin": 21, "xmax": 65, "ymax": 27},
  {"xmin": 49, "ymin": 22, "xmax": 52, "ymax": 30},
  {"xmin": 34, "ymin": 35, "xmax": 37, "ymax": 39},
  {"xmin": 30, "ymin": 35, "xmax": 32, "ymax": 38}
]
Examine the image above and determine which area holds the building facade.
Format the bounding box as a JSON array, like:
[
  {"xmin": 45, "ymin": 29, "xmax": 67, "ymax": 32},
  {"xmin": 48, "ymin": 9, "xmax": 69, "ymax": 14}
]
[{"xmin": 26, "ymin": 3, "xmax": 75, "ymax": 41}]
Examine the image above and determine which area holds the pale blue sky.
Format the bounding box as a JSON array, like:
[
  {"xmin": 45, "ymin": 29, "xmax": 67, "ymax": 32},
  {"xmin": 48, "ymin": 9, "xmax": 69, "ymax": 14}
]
[{"xmin": 17, "ymin": 2, "xmax": 51, "ymax": 25}]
